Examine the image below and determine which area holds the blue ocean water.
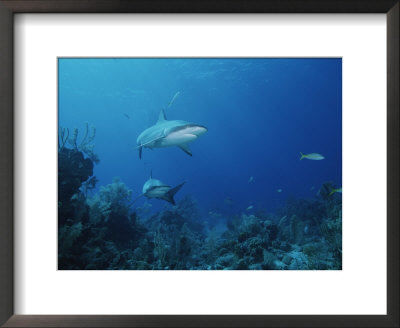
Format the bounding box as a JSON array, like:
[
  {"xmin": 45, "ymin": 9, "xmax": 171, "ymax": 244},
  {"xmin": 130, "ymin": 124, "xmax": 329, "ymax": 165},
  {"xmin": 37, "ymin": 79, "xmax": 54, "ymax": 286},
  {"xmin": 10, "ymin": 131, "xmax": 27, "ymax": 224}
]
[
  {"xmin": 58, "ymin": 58, "xmax": 342, "ymax": 270},
  {"xmin": 59, "ymin": 58, "xmax": 341, "ymax": 212}
]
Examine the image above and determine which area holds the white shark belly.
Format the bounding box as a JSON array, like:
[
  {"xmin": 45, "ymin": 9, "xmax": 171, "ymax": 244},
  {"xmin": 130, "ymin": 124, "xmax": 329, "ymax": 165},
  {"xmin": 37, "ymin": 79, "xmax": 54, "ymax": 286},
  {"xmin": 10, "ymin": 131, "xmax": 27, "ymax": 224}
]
[
  {"xmin": 158, "ymin": 132, "xmax": 197, "ymax": 147},
  {"xmin": 146, "ymin": 186, "xmax": 170, "ymax": 198}
]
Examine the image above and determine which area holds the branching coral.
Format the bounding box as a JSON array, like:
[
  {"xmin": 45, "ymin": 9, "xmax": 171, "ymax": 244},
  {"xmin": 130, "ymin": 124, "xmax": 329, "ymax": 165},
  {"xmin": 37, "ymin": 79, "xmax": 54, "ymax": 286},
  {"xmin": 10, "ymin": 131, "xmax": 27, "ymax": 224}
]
[
  {"xmin": 174, "ymin": 195, "xmax": 200, "ymax": 222},
  {"xmin": 59, "ymin": 222, "xmax": 83, "ymax": 253},
  {"xmin": 59, "ymin": 122, "xmax": 100, "ymax": 164},
  {"xmin": 205, "ymin": 227, "xmax": 220, "ymax": 262},
  {"xmin": 289, "ymin": 214, "xmax": 305, "ymax": 244},
  {"xmin": 240, "ymin": 214, "xmax": 262, "ymax": 235},
  {"xmin": 58, "ymin": 127, "xmax": 69, "ymax": 151},
  {"xmin": 87, "ymin": 177, "xmax": 133, "ymax": 224},
  {"xmin": 153, "ymin": 227, "xmax": 168, "ymax": 268}
]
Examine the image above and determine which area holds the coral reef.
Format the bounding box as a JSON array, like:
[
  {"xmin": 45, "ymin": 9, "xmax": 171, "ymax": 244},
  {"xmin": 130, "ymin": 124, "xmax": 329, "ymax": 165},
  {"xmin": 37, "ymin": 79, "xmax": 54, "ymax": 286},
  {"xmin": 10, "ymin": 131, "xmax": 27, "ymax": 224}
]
[
  {"xmin": 58, "ymin": 145, "xmax": 342, "ymax": 270},
  {"xmin": 58, "ymin": 147, "xmax": 93, "ymax": 226}
]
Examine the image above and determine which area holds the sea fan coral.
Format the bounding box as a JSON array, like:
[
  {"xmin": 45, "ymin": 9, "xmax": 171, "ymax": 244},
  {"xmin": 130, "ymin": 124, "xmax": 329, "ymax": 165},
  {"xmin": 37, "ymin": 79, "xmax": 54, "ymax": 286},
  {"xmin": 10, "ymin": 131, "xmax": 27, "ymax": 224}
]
[{"xmin": 87, "ymin": 177, "xmax": 132, "ymax": 224}]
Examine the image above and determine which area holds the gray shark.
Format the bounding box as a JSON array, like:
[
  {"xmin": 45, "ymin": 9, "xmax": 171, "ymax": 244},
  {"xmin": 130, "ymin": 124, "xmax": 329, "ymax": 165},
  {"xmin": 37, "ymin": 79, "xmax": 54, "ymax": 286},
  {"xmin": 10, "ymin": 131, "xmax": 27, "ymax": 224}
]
[
  {"xmin": 136, "ymin": 109, "xmax": 207, "ymax": 159},
  {"xmin": 141, "ymin": 171, "xmax": 185, "ymax": 205}
]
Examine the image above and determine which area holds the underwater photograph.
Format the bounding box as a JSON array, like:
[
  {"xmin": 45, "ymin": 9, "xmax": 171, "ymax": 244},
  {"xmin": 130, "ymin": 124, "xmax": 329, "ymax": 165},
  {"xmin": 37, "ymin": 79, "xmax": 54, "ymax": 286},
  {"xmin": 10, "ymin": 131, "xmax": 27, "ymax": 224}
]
[{"xmin": 58, "ymin": 58, "xmax": 342, "ymax": 270}]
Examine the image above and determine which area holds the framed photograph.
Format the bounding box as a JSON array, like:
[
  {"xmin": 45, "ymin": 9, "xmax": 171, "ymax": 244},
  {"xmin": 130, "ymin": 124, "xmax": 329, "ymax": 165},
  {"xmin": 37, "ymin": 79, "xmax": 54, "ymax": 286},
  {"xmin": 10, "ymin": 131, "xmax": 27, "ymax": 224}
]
[{"xmin": 0, "ymin": 1, "xmax": 398, "ymax": 327}]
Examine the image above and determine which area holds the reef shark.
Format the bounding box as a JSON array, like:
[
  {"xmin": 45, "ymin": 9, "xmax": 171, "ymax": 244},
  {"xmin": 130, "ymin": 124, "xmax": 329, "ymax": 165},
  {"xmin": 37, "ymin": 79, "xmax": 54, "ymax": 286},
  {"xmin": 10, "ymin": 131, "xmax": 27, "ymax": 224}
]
[
  {"xmin": 136, "ymin": 109, "xmax": 207, "ymax": 159},
  {"xmin": 141, "ymin": 171, "xmax": 185, "ymax": 205}
]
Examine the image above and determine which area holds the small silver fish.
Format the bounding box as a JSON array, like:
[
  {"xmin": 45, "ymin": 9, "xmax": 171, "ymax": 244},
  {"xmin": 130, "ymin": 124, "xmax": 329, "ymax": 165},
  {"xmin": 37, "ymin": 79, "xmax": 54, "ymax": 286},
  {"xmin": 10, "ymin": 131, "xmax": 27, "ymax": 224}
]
[
  {"xmin": 246, "ymin": 205, "xmax": 254, "ymax": 211},
  {"xmin": 248, "ymin": 176, "xmax": 254, "ymax": 183},
  {"xmin": 300, "ymin": 152, "xmax": 325, "ymax": 160},
  {"xmin": 329, "ymin": 187, "xmax": 342, "ymax": 196}
]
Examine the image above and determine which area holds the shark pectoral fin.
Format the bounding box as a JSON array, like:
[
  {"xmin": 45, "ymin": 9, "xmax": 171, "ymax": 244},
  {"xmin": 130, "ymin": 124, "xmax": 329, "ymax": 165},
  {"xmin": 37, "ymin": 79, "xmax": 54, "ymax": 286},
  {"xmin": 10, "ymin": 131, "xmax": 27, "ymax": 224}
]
[
  {"xmin": 178, "ymin": 144, "xmax": 192, "ymax": 156},
  {"xmin": 164, "ymin": 182, "xmax": 185, "ymax": 205},
  {"xmin": 129, "ymin": 193, "xmax": 144, "ymax": 207},
  {"xmin": 140, "ymin": 135, "xmax": 164, "ymax": 147},
  {"xmin": 138, "ymin": 134, "xmax": 164, "ymax": 158}
]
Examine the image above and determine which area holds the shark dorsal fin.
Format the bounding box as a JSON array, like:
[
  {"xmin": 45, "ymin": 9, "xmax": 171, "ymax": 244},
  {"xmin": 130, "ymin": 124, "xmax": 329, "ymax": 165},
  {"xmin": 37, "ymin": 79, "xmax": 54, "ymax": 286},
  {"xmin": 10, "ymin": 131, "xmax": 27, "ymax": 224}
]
[{"xmin": 157, "ymin": 109, "xmax": 167, "ymax": 123}]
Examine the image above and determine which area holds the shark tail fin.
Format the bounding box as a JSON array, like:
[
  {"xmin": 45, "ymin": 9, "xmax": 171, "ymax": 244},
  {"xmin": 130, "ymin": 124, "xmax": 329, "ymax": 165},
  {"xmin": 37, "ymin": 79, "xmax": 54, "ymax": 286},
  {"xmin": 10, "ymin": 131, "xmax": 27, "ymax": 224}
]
[
  {"xmin": 164, "ymin": 182, "xmax": 185, "ymax": 205},
  {"xmin": 300, "ymin": 152, "xmax": 305, "ymax": 160}
]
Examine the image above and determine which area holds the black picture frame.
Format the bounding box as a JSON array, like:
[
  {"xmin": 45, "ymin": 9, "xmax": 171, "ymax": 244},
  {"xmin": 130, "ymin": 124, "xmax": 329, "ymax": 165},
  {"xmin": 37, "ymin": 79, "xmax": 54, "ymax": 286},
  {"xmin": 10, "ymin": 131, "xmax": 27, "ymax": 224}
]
[{"xmin": 0, "ymin": 1, "xmax": 398, "ymax": 327}]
